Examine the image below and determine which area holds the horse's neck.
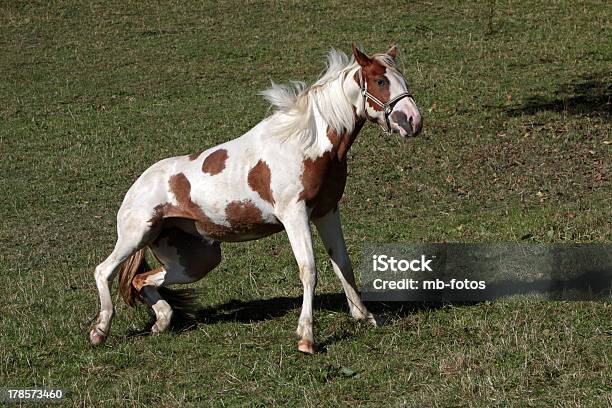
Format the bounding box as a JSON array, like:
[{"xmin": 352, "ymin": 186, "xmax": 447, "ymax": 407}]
[
  {"xmin": 319, "ymin": 110, "xmax": 365, "ymax": 162},
  {"xmin": 311, "ymin": 89, "xmax": 365, "ymax": 162},
  {"xmin": 332, "ymin": 121, "xmax": 365, "ymax": 162},
  {"xmin": 294, "ymin": 107, "xmax": 364, "ymax": 218}
]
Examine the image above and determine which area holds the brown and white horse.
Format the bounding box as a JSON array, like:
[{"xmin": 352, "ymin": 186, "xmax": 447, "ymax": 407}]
[{"xmin": 90, "ymin": 45, "xmax": 422, "ymax": 354}]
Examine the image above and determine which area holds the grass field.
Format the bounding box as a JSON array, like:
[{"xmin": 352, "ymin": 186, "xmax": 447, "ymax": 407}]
[{"xmin": 1, "ymin": 0, "xmax": 610, "ymax": 406}]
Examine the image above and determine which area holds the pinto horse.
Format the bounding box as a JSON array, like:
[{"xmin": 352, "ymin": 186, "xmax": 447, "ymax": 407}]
[{"xmin": 90, "ymin": 44, "xmax": 422, "ymax": 354}]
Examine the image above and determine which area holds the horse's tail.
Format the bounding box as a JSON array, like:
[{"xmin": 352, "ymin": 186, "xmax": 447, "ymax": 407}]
[{"xmin": 118, "ymin": 248, "xmax": 150, "ymax": 307}]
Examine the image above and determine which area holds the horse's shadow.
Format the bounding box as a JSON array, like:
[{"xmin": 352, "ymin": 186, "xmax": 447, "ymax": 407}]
[
  {"xmin": 128, "ymin": 292, "xmax": 452, "ymax": 349},
  {"xmin": 188, "ymin": 293, "xmax": 447, "ymax": 325},
  {"xmin": 127, "ymin": 264, "xmax": 611, "ymax": 347}
]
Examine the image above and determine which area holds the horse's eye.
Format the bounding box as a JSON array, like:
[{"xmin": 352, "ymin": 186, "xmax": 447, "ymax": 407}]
[{"xmin": 376, "ymin": 78, "xmax": 386, "ymax": 87}]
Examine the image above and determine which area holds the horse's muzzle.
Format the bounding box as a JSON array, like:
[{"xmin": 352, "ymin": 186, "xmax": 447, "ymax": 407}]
[{"xmin": 390, "ymin": 111, "xmax": 422, "ymax": 138}]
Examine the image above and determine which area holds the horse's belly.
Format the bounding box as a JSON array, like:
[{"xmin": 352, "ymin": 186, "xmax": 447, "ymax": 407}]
[
  {"xmin": 208, "ymin": 222, "xmax": 285, "ymax": 242},
  {"xmin": 162, "ymin": 216, "xmax": 284, "ymax": 243}
]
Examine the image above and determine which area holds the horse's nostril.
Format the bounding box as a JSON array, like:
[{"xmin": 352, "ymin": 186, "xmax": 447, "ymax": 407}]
[{"xmin": 408, "ymin": 116, "xmax": 414, "ymax": 131}]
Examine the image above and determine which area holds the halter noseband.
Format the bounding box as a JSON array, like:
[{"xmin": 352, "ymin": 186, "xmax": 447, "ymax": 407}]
[{"xmin": 358, "ymin": 68, "xmax": 413, "ymax": 133}]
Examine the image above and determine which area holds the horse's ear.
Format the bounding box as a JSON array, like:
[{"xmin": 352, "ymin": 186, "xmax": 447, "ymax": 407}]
[
  {"xmin": 352, "ymin": 43, "xmax": 371, "ymax": 67},
  {"xmin": 387, "ymin": 45, "xmax": 398, "ymax": 60}
]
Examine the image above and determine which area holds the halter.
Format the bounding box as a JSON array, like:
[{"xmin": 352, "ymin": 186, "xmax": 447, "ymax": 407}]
[{"xmin": 358, "ymin": 68, "xmax": 413, "ymax": 133}]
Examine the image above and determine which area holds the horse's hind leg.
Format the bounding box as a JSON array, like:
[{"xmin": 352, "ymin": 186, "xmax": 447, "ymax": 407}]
[
  {"xmin": 131, "ymin": 267, "xmax": 171, "ymax": 333},
  {"xmin": 90, "ymin": 210, "xmax": 159, "ymax": 345},
  {"xmin": 133, "ymin": 228, "xmax": 221, "ymax": 334}
]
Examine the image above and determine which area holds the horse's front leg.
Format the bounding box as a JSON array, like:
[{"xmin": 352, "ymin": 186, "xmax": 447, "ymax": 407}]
[
  {"xmin": 313, "ymin": 207, "xmax": 378, "ymax": 325},
  {"xmin": 280, "ymin": 206, "xmax": 317, "ymax": 354}
]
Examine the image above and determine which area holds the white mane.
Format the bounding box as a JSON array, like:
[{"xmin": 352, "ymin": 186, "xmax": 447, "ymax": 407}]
[{"xmin": 259, "ymin": 49, "xmax": 359, "ymax": 150}]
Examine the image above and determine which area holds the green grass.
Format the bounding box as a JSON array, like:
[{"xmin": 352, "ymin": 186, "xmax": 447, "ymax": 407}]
[{"xmin": 1, "ymin": 0, "xmax": 610, "ymax": 406}]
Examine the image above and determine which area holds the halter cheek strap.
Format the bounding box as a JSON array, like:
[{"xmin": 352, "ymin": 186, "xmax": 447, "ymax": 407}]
[{"xmin": 359, "ymin": 68, "xmax": 413, "ymax": 133}]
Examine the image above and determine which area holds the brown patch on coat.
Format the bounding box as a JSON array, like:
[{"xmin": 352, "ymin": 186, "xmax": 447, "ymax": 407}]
[
  {"xmin": 328, "ymin": 113, "xmax": 365, "ymax": 162},
  {"xmin": 132, "ymin": 267, "xmax": 164, "ymax": 292},
  {"xmin": 300, "ymin": 116, "xmax": 366, "ymax": 218},
  {"xmin": 168, "ymin": 173, "xmax": 193, "ymax": 207},
  {"xmin": 225, "ymin": 200, "xmax": 263, "ymax": 230},
  {"xmin": 326, "ymin": 127, "xmax": 339, "ymax": 146},
  {"xmin": 309, "ymin": 157, "xmax": 349, "ymax": 218},
  {"xmin": 188, "ymin": 150, "xmax": 203, "ymax": 161},
  {"xmin": 149, "ymin": 173, "xmax": 233, "ymax": 239},
  {"xmin": 202, "ymin": 149, "xmax": 228, "ymax": 175},
  {"xmin": 225, "ymin": 200, "xmax": 283, "ymax": 237},
  {"xmin": 298, "ymin": 154, "xmax": 331, "ymax": 204},
  {"xmin": 248, "ymin": 160, "xmax": 275, "ymax": 204},
  {"xmin": 353, "ymin": 70, "xmax": 361, "ymax": 88}
]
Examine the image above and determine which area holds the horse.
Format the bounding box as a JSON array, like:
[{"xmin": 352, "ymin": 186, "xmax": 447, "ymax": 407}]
[{"xmin": 90, "ymin": 44, "xmax": 422, "ymax": 354}]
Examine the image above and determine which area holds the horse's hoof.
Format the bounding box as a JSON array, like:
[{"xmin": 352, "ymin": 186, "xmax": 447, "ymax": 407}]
[
  {"xmin": 89, "ymin": 328, "xmax": 106, "ymax": 345},
  {"xmin": 368, "ymin": 313, "xmax": 384, "ymax": 327},
  {"xmin": 151, "ymin": 319, "xmax": 171, "ymax": 334},
  {"xmin": 297, "ymin": 339, "xmax": 315, "ymax": 355}
]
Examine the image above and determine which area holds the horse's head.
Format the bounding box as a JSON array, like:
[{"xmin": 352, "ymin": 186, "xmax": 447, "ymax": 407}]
[{"xmin": 352, "ymin": 44, "xmax": 422, "ymax": 138}]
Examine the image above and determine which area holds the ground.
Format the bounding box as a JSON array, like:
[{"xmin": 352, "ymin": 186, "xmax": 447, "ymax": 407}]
[{"xmin": 0, "ymin": 1, "xmax": 610, "ymax": 406}]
